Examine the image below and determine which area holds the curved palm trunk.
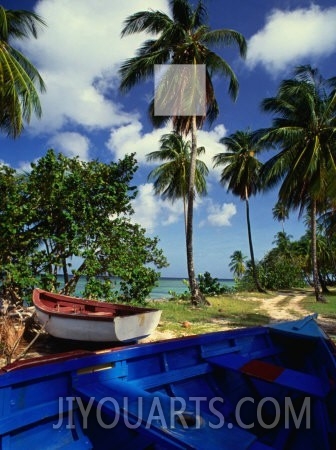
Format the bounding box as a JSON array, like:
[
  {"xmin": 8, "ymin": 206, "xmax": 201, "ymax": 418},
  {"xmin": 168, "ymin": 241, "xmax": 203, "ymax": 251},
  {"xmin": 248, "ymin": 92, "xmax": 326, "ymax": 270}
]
[
  {"xmin": 186, "ymin": 116, "xmax": 208, "ymax": 305},
  {"xmin": 311, "ymin": 199, "xmax": 325, "ymax": 302},
  {"xmin": 245, "ymin": 191, "xmax": 264, "ymax": 293}
]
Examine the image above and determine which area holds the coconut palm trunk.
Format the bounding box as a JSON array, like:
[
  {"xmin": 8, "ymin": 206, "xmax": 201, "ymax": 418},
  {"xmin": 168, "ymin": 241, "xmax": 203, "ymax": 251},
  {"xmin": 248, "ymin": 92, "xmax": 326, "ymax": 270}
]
[
  {"xmin": 310, "ymin": 199, "xmax": 324, "ymax": 302},
  {"xmin": 187, "ymin": 116, "xmax": 207, "ymax": 304},
  {"xmin": 245, "ymin": 188, "xmax": 264, "ymax": 292}
]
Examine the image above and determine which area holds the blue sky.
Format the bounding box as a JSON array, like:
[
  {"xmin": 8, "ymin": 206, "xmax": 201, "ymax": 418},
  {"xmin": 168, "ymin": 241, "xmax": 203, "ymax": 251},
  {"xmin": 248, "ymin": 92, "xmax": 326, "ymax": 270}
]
[{"xmin": 1, "ymin": 0, "xmax": 336, "ymax": 278}]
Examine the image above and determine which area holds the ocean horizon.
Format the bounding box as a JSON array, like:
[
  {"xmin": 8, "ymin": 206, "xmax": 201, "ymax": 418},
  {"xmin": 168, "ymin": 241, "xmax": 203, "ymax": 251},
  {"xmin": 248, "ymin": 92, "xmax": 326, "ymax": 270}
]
[{"xmin": 59, "ymin": 276, "xmax": 235, "ymax": 299}]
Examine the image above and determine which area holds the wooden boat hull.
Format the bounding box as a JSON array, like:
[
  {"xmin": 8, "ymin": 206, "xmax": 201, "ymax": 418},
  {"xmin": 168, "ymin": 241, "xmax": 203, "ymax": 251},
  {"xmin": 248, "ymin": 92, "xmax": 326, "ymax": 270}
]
[
  {"xmin": 1, "ymin": 315, "xmax": 336, "ymax": 449},
  {"xmin": 33, "ymin": 288, "xmax": 162, "ymax": 342}
]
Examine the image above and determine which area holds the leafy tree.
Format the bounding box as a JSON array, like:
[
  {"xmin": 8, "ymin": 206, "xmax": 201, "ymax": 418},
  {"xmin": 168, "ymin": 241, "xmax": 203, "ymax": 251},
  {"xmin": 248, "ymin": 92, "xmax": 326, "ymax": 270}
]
[
  {"xmin": 229, "ymin": 250, "xmax": 247, "ymax": 281},
  {"xmin": 0, "ymin": 6, "xmax": 46, "ymax": 137},
  {"xmin": 239, "ymin": 233, "xmax": 305, "ymax": 291},
  {"xmin": 259, "ymin": 254, "xmax": 306, "ymax": 290},
  {"xmin": 147, "ymin": 131, "xmax": 208, "ymax": 236},
  {"xmin": 1, "ymin": 150, "xmax": 168, "ymax": 304},
  {"xmin": 214, "ymin": 129, "xmax": 264, "ymax": 292},
  {"xmin": 0, "ymin": 165, "xmax": 38, "ymax": 302},
  {"xmin": 119, "ymin": 0, "xmax": 246, "ymax": 305},
  {"xmin": 260, "ymin": 65, "xmax": 336, "ymax": 301},
  {"xmin": 260, "ymin": 232, "xmax": 305, "ymax": 290}
]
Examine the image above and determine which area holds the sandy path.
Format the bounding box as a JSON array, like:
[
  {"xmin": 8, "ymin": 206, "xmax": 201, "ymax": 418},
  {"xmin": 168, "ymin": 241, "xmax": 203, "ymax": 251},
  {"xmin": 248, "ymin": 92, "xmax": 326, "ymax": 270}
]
[
  {"xmin": 143, "ymin": 293, "xmax": 311, "ymax": 343},
  {"xmin": 258, "ymin": 293, "xmax": 308, "ymax": 322}
]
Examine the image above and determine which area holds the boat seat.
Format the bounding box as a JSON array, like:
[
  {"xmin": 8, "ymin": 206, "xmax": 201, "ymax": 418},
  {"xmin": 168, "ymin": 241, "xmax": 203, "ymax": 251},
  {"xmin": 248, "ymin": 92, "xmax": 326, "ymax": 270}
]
[
  {"xmin": 73, "ymin": 378, "xmax": 266, "ymax": 450},
  {"xmin": 205, "ymin": 354, "xmax": 329, "ymax": 398},
  {"xmin": 132, "ymin": 363, "xmax": 212, "ymax": 390},
  {"xmin": 55, "ymin": 306, "xmax": 75, "ymax": 313},
  {"xmin": 0, "ymin": 396, "xmax": 92, "ymax": 450}
]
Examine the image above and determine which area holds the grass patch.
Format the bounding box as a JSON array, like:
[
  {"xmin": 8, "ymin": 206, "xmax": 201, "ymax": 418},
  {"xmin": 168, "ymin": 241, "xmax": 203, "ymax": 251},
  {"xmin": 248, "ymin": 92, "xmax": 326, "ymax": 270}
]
[
  {"xmin": 147, "ymin": 294, "xmax": 271, "ymax": 337},
  {"xmin": 301, "ymin": 290, "xmax": 336, "ymax": 318}
]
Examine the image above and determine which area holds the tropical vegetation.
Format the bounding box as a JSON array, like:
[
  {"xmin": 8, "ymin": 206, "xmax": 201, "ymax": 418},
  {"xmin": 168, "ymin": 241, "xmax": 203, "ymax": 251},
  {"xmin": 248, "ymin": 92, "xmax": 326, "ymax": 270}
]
[
  {"xmin": 214, "ymin": 129, "xmax": 264, "ymax": 292},
  {"xmin": 259, "ymin": 65, "xmax": 336, "ymax": 301},
  {"xmin": 1, "ymin": 5, "xmax": 336, "ymax": 305},
  {"xmin": 0, "ymin": 150, "xmax": 167, "ymax": 304},
  {"xmin": 236, "ymin": 226, "xmax": 336, "ymax": 292},
  {"xmin": 119, "ymin": 0, "xmax": 247, "ymax": 305}
]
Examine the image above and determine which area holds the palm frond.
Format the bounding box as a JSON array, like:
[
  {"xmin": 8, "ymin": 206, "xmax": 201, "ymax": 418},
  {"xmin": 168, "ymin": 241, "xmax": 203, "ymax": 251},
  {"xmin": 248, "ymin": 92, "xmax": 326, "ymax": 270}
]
[
  {"xmin": 202, "ymin": 29, "xmax": 247, "ymax": 58},
  {"xmin": 120, "ymin": 0, "xmax": 246, "ymax": 131},
  {"xmin": 171, "ymin": 0, "xmax": 192, "ymax": 27},
  {"xmin": 0, "ymin": 7, "xmax": 46, "ymax": 41},
  {"xmin": 205, "ymin": 51, "xmax": 239, "ymax": 101},
  {"xmin": 0, "ymin": 7, "xmax": 45, "ymax": 137},
  {"xmin": 121, "ymin": 10, "xmax": 172, "ymax": 37}
]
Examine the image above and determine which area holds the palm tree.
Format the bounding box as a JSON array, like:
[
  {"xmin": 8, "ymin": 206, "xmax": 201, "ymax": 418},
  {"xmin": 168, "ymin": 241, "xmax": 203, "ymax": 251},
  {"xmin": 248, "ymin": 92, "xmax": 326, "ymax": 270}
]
[
  {"xmin": 229, "ymin": 250, "xmax": 247, "ymax": 280},
  {"xmin": 0, "ymin": 6, "xmax": 46, "ymax": 138},
  {"xmin": 272, "ymin": 201, "xmax": 289, "ymax": 232},
  {"xmin": 119, "ymin": 0, "xmax": 246, "ymax": 305},
  {"xmin": 147, "ymin": 131, "xmax": 208, "ymax": 237},
  {"xmin": 213, "ymin": 129, "xmax": 264, "ymax": 292},
  {"xmin": 259, "ymin": 65, "xmax": 336, "ymax": 302},
  {"xmin": 272, "ymin": 231, "xmax": 293, "ymax": 257}
]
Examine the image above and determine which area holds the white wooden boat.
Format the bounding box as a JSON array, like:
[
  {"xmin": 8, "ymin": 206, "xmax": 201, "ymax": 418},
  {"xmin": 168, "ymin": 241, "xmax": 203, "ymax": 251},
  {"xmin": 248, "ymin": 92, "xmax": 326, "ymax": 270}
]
[{"xmin": 32, "ymin": 288, "xmax": 162, "ymax": 342}]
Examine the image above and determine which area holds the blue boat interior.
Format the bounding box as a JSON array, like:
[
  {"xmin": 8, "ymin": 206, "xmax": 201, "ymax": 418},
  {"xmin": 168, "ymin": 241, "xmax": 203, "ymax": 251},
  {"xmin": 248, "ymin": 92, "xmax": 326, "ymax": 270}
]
[{"xmin": 0, "ymin": 317, "xmax": 336, "ymax": 449}]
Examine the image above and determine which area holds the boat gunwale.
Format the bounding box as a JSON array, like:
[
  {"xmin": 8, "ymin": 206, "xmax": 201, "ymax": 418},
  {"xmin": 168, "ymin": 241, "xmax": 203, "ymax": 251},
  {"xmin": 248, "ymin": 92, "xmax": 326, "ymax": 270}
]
[
  {"xmin": 33, "ymin": 288, "xmax": 161, "ymax": 322},
  {"xmin": 1, "ymin": 325, "xmax": 268, "ymax": 376}
]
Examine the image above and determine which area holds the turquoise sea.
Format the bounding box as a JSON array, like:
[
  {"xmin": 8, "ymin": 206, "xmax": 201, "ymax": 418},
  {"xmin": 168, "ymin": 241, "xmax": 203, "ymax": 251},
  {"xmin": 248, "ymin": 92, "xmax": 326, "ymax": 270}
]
[
  {"xmin": 70, "ymin": 276, "xmax": 235, "ymax": 299},
  {"xmin": 148, "ymin": 277, "xmax": 235, "ymax": 299}
]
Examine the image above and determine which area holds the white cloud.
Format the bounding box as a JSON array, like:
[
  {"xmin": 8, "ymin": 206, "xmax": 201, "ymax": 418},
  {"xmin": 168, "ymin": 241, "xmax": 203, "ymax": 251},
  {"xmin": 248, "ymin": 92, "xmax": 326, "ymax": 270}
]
[
  {"xmin": 246, "ymin": 5, "xmax": 336, "ymax": 73},
  {"xmin": 131, "ymin": 183, "xmax": 183, "ymax": 233},
  {"xmin": 17, "ymin": 0, "xmax": 169, "ymax": 134},
  {"xmin": 106, "ymin": 120, "xmax": 171, "ymax": 163},
  {"xmin": 12, "ymin": 0, "xmax": 230, "ymax": 177},
  {"xmin": 197, "ymin": 125, "xmax": 227, "ymax": 179},
  {"xmin": 200, "ymin": 201, "xmax": 237, "ymax": 227},
  {"xmin": 107, "ymin": 121, "xmax": 227, "ymax": 172},
  {"xmin": 48, "ymin": 132, "xmax": 91, "ymax": 160}
]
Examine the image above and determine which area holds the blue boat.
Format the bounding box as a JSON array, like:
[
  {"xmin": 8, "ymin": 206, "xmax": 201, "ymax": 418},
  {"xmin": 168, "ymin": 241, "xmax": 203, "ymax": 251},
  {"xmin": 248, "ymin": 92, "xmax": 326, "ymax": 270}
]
[{"xmin": 0, "ymin": 315, "xmax": 335, "ymax": 449}]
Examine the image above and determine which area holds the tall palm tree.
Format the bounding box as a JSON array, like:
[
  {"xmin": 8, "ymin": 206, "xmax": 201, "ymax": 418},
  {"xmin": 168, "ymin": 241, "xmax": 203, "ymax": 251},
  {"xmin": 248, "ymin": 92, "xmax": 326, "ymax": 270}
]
[
  {"xmin": 119, "ymin": 0, "xmax": 246, "ymax": 304},
  {"xmin": 213, "ymin": 129, "xmax": 264, "ymax": 292},
  {"xmin": 272, "ymin": 201, "xmax": 289, "ymax": 232},
  {"xmin": 0, "ymin": 6, "xmax": 46, "ymax": 138},
  {"xmin": 259, "ymin": 65, "xmax": 336, "ymax": 302},
  {"xmin": 229, "ymin": 250, "xmax": 247, "ymax": 280},
  {"xmin": 147, "ymin": 131, "xmax": 208, "ymax": 237}
]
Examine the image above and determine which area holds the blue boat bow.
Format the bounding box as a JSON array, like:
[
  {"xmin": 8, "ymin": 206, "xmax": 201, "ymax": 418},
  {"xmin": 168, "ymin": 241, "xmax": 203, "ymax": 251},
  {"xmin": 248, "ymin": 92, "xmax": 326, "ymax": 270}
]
[{"xmin": 0, "ymin": 315, "xmax": 335, "ymax": 449}]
